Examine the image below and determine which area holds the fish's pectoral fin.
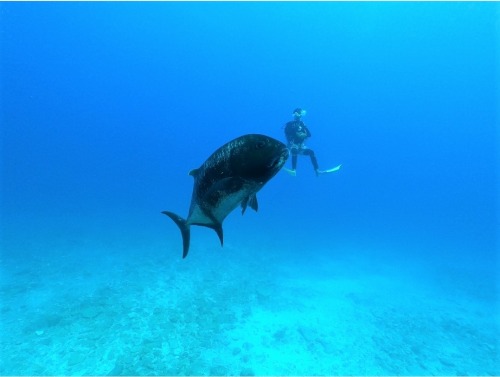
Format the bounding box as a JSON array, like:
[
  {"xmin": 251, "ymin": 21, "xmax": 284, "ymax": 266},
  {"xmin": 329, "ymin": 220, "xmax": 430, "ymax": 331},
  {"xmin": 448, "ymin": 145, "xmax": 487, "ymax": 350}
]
[
  {"xmin": 241, "ymin": 197, "xmax": 248, "ymax": 214},
  {"xmin": 162, "ymin": 211, "xmax": 191, "ymax": 258},
  {"xmin": 241, "ymin": 194, "xmax": 258, "ymax": 215}
]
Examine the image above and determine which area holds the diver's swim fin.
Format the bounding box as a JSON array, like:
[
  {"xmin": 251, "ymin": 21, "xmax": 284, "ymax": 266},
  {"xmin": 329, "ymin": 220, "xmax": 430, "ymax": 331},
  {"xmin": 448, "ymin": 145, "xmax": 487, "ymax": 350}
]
[{"xmin": 318, "ymin": 164, "xmax": 342, "ymax": 174}]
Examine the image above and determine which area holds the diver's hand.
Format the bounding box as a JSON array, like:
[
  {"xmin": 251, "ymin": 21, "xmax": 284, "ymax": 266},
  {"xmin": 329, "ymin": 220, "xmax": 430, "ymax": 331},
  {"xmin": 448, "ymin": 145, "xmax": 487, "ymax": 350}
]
[{"xmin": 297, "ymin": 131, "xmax": 307, "ymax": 139}]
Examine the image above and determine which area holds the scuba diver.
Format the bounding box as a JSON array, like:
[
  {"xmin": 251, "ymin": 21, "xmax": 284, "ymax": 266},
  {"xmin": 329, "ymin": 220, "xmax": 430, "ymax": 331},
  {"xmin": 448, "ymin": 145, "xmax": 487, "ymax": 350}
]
[{"xmin": 283, "ymin": 108, "xmax": 341, "ymax": 177}]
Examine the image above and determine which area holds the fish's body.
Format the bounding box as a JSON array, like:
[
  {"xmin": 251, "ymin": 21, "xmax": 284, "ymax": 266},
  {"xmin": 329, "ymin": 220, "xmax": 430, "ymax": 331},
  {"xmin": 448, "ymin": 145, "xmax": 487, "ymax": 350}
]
[{"xmin": 163, "ymin": 134, "xmax": 289, "ymax": 258}]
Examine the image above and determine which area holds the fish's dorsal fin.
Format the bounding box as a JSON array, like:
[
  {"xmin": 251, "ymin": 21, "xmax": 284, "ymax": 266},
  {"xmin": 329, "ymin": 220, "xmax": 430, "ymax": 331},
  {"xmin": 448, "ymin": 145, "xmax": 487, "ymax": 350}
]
[
  {"xmin": 189, "ymin": 168, "xmax": 200, "ymax": 177},
  {"xmin": 241, "ymin": 194, "xmax": 258, "ymax": 215}
]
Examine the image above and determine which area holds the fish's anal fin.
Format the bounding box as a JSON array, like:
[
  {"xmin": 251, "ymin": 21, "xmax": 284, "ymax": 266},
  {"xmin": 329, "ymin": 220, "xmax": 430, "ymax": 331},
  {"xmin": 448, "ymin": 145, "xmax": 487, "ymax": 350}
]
[
  {"xmin": 191, "ymin": 221, "xmax": 224, "ymax": 247},
  {"xmin": 214, "ymin": 225, "xmax": 224, "ymax": 246},
  {"xmin": 202, "ymin": 223, "xmax": 224, "ymax": 246}
]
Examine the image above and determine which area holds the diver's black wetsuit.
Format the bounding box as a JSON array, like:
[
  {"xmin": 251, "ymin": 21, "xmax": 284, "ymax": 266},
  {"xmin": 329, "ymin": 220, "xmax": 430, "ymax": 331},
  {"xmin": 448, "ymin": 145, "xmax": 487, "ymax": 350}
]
[{"xmin": 284, "ymin": 120, "xmax": 319, "ymax": 171}]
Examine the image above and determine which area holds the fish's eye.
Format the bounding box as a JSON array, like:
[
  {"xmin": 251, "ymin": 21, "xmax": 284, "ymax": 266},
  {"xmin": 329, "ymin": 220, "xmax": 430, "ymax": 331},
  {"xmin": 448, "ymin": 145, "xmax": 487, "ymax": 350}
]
[{"xmin": 255, "ymin": 141, "xmax": 266, "ymax": 150}]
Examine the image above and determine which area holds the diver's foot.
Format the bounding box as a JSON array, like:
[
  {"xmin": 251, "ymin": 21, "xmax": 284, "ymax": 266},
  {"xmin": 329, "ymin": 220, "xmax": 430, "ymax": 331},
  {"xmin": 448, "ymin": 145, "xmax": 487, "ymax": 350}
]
[
  {"xmin": 284, "ymin": 168, "xmax": 297, "ymax": 177},
  {"xmin": 315, "ymin": 169, "xmax": 323, "ymax": 177}
]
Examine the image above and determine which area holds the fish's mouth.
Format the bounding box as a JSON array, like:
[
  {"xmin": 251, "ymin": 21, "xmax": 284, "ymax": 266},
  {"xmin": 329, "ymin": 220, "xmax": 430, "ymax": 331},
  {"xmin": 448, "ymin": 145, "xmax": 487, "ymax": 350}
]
[
  {"xmin": 268, "ymin": 148, "xmax": 289, "ymax": 169},
  {"xmin": 280, "ymin": 147, "xmax": 290, "ymax": 164},
  {"xmin": 267, "ymin": 156, "xmax": 280, "ymax": 169}
]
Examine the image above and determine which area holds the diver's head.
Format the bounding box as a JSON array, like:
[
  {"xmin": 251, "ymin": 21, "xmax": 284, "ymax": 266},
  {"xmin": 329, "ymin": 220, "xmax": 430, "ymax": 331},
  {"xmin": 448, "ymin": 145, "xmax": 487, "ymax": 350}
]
[{"xmin": 292, "ymin": 108, "xmax": 307, "ymax": 119}]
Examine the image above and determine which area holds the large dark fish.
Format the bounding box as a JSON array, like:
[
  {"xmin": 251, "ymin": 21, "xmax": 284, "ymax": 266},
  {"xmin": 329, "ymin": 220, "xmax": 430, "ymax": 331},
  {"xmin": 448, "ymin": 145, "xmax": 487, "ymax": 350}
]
[{"xmin": 162, "ymin": 134, "xmax": 289, "ymax": 258}]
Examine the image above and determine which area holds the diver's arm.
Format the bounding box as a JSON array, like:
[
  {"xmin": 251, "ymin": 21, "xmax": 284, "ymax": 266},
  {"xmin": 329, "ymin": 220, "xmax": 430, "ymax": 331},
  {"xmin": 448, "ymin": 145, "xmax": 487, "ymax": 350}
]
[
  {"xmin": 284, "ymin": 122, "xmax": 297, "ymax": 142},
  {"xmin": 303, "ymin": 124, "xmax": 312, "ymax": 137}
]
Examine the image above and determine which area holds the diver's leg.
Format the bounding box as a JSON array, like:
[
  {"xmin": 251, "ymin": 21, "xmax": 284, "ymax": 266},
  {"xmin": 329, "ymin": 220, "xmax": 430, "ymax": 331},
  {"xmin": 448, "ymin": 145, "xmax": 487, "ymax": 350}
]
[
  {"xmin": 303, "ymin": 149, "xmax": 319, "ymax": 174},
  {"xmin": 292, "ymin": 151, "xmax": 298, "ymax": 170},
  {"xmin": 284, "ymin": 147, "xmax": 298, "ymax": 176}
]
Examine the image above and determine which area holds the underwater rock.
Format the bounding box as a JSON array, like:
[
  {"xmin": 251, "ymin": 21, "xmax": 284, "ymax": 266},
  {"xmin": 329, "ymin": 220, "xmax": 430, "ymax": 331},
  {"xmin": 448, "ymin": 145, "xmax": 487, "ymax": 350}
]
[
  {"xmin": 67, "ymin": 352, "xmax": 86, "ymax": 366},
  {"xmin": 273, "ymin": 328, "xmax": 288, "ymax": 341},
  {"xmin": 438, "ymin": 357, "xmax": 455, "ymax": 368},
  {"xmin": 81, "ymin": 306, "xmax": 102, "ymax": 319},
  {"xmin": 240, "ymin": 354, "xmax": 250, "ymax": 363},
  {"xmin": 240, "ymin": 367, "xmax": 255, "ymax": 376},
  {"xmin": 106, "ymin": 362, "xmax": 123, "ymax": 376},
  {"xmin": 210, "ymin": 365, "xmax": 228, "ymax": 375},
  {"xmin": 317, "ymin": 338, "xmax": 336, "ymax": 354},
  {"xmin": 297, "ymin": 325, "xmax": 317, "ymax": 342},
  {"xmin": 242, "ymin": 341, "xmax": 252, "ymax": 350}
]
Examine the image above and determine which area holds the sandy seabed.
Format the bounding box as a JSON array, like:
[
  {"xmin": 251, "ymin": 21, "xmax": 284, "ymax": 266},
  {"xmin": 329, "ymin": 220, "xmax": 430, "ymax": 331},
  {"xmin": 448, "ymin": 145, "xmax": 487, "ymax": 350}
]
[{"xmin": 0, "ymin": 231, "xmax": 497, "ymax": 376}]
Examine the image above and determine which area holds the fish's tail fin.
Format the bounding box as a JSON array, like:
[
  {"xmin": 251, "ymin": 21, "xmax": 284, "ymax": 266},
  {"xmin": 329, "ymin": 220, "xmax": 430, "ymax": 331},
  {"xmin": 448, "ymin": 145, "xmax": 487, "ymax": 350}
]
[{"xmin": 162, "ymin": 211, "xmax": 191, "ymax": 258}]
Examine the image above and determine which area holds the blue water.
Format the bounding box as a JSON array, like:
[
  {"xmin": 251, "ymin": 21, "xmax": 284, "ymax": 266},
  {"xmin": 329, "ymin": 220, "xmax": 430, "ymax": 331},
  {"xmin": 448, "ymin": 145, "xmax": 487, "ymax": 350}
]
[{"xmin": 1, "ymin": 2, "xmax": 498, "ymax": 375}]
